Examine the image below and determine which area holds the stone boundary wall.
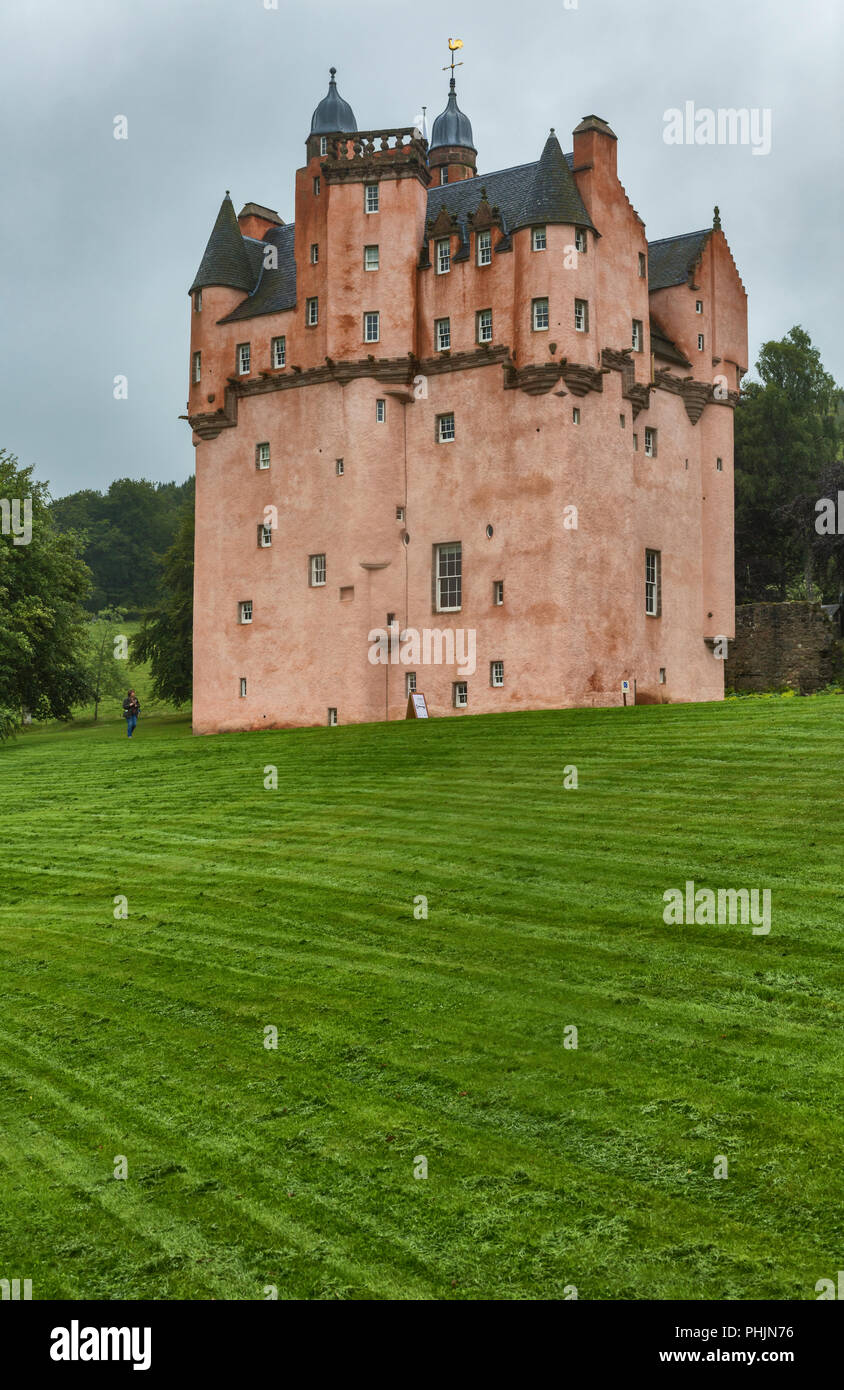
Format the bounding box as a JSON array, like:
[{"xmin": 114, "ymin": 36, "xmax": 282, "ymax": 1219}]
[{"xmin": 725, "ymin": 602, "xmax": 844, "ymax": 694}]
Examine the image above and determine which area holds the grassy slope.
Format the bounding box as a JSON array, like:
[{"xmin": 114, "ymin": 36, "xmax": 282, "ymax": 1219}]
[{"xmin": 0, "ymin": 697, "xmax": 841, "ymax": 1300}]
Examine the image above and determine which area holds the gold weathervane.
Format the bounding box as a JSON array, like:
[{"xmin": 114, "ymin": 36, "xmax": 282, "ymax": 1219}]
[{"xmin": 443, "ymin": 38, "xmax": 464, "ymax": 78}]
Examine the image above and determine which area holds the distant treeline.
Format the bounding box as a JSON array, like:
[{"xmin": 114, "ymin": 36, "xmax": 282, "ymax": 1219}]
[{"xmin": 50, "ymin": 477, "xmax": 194, "ymax": 613}]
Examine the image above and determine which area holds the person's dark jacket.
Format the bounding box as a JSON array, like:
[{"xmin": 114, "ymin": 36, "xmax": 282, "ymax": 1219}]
[{"xmin": 123, "ymin": 695, "xmax": 140, "ymax": 719}]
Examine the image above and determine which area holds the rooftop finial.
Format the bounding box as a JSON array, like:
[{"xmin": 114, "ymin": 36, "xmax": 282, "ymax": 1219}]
[
  {"xmin": 329, "ymin": 66, "xmax": 337, "ymax": 81},
  {"xmin": 443, "ymin": 37, "xmax": 464, "ymax": 81},
  {"xmin": 713, "ymin": 204, "xmax": 721, "ymax": 229}
]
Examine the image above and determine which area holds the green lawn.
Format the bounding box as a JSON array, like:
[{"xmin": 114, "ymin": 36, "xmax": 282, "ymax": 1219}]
[{"xmin": 0, "ymin": 697, "xmax": 841, "ymax": 1300}]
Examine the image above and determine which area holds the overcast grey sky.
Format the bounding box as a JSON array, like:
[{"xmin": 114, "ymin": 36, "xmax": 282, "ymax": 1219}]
[{"xmin": 1, "ymin": 0, "xmax": 841, "ymax": 497}]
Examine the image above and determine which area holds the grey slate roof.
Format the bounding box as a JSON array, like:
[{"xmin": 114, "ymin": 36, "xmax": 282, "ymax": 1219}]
[
  {"xmin": 647, "ymin": 229, "xmax": 711, "ymax": 291},
  {"xmin": 217, "ymin": 224, "xmax": 297, "ymax": 322},
  {"xmin": 511, "ymin": 131, "xmax": 594, "ymax": 233},
  {"xmin": 430, "ymin": 79, "xmax": 476, "ymax": 152},
  {"xmin": 190, "ymin": 194, "xmax": 257, "ymax": 294},
  {"xmin": 310, "ymin": 68, "xmax": 357, "ymax": 134}
]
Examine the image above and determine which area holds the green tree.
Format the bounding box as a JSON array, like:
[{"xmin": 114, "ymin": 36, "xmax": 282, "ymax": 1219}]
[
  {"xmin": 735, "ymin": 327, "xmax": 840, "ymax": 602},
  {"xmin": 79, "ymin": 607, "xmax": 132, "ymax": 721},
  {"xmin": 130, "ymin": 491, "xmax": 193, "ymax": 707},
  {"xmin": 0, "ymin": 449, "xmax": 91, "ymax": 739}
]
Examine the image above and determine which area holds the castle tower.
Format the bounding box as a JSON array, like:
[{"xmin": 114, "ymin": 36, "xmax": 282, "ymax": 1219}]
[{"xmin": 428, "ymin": 78, "xmax": 477, "ymax": 185}]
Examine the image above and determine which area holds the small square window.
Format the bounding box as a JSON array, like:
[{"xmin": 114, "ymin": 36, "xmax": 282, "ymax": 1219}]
[
  {"xmin": 491, "ymin": 660, "xmax": 504, "ymax": 688},
  {"xmin": 239, "ymin": 600, "xmax": 253, "ymax": 624},
  {"xmin": 574, "ymin": 299, "xmax": 588, "ymax": 332},
  {"xmin": 256, "ymin": 441, "xmax": 270, "ymax": 470},
  {"xmin": 575, "ymin": 228, "xmax": 587, "ymax": 253},
  {"xmin": 572, "ymin": 407, "xmax": 581, "ymax": 425},
  {"xmin": 306, "ymin": 297, "xmax": 319, "ymax": 326},
  {"xmin": 698, "ymin": 334, "xmax": 705, "ymax": 350},
  {"xmin": 310, "ymin": 243, "xmax": 319, "ymax": 264},
  {"xmin": 328, "ymin": 708, "xmax": 338, "ymax": 726},
  {"xmin": 532, "ymin": 297, "xmax": 549, "ymax": 331},
  {"xmin": 313, "ymin": 176, "xmax": 321, "ymax": 196},
  {"xmin": 695, "ymin": 300, "xmax": 703, "ymax": 314},
  {"xmin": 271, "ymin": 335, "xmax": 286, "ymax": 368},
  {"xmin": 376, "ymin": 398, "xmax": 386, "ymax": 423},
  {"xmin": 716, "ymin": 457, "xmax": 723, "ymax": 472},
  {"xmin": 477, "ymin": 308, "xmax": 492, "ymax": 344},
  {"xmin": 258, "ymin": 523, "xmax": 272, "ymax": 547},
  {"xmin": 336, "ymin": 458, "xmax": 344, "ymax": 475},
  {"xmin": 364, "ymin": 311, "xmax": 380, "ymax": 343},
  {"xmin": 435, "ymin": 317, "xmax": 451, "ymax": 351},
  {"xmin": 319, "ymin": 136, "xmax": 328, "ymax": 156},
  {"xmin": 339, "ymin": 586, "xmax": 354, "ymax": 601},
  {"xmin": 406, "ymin": 672, "xmax": 417, "ymax": 695},
  {"xmin": 632, "ymin": 319, "xmax": 643, "ymax": 352},
  {"xmin": 437, "ymin": 412, "xmax": 455, "ymax": 443},
  {"xmin": 453, "ymin": 681, "xmax": 468, "ymax": 708},
  {"xmin": 396, "ymin": 506, "xmax": 405, "ymax": 522},
  {"xmin": 644, "ymin": 427, "xmax": 657, "ymax": 458},
  {"xmin": 493, "ymin": 579, "xmax": 504, "ymax": 606},
  {"xmin": 237, "ymin": 343, "xmax": 251, "ymax": 375},
  {"xmin": 477, "ymin": 230, "xmax": 492, "ymax": 266},
  {"xmin": 638, "ymin": 252, "xmax": 646, "ymax": 278},
  {"xmin": 239, "ymin": 677, "xmax": 247, "ymax": 698},
  {"xmin": 310, "ymin": 554, "xmax": 326, "ymax": 587},
  {"xmin": 532, "ymin": 226, "xmax": 547, "ymax": 251},
  {"xmin": 192, "ymin": 351, "xmax": 201, "ymax": 384},
  {"xmin": 436, "ymin": 237, "xmax": 451, "ymax": 274},
  {"xmin": 364, "ymin": 245, "xmax": 379, "ymax": 271},
  {"xmin": 194, "ymin": 289, "xmax": 202, "ymax": 312},
  {"xmin": 365, "ymin": 184, "xmax": 379, "ymax": 213}
]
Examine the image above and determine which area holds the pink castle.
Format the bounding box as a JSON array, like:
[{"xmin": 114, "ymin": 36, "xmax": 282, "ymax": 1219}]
[{"xmin": 187, "ymin": 65, "xmax": 747, "ymax": 732}]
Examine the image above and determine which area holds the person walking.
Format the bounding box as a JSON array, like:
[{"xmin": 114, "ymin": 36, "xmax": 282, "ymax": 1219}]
[{"xmin": 122, "ymin": 689, "xmax": 140, "ymax": 738}]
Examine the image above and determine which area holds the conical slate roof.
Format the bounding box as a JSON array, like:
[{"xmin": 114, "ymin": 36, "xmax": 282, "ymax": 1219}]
[
  {"xmin": 310, "ymin": 67, "xmax": 357, "ymax": 134},
  {"xmin": 430, "ymin": 79, "xmax": 475, "ymax": 152},
  {"xmin": 189, "ymin": 194, "xmax": 256, "ymax": 294},
  {"xmin": 512, "ymin": 130, "xmax": 594, "ymax": 232}
]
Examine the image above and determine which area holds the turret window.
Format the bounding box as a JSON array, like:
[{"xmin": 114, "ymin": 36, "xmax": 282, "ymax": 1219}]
[
  {"xmin": 192, "ymin": 351, "xmax": 201, "ymax": 384},
  {"xmin": 194, "ymin": 289, "xmax": 202, "ymax": 312},
  {"xmin": 477, "ymin": 231, "xmax": 492, "ymax": 266},
  {"xmin": 532, "ymin": 298, "xmax": 549, "ymax": 331},
  {"xmin": 435, "ymin": 317, "xmax": 451, "ymax": 351},
  {"xmin": 319, "ymin": 136, "xmax": 328, "ymax": 156},
  {"xmin": 237, "ymin": 343, "xmax": 251, "ymax": 375},
  {"xmin": 574, "ymin": 299, "xmax": 589, "ymax": 332},
  {"xmin": 440, "ymin": 168, "xmax": 448, "ymax": 185},
  {"xmin": 436, "ymin": 237, "xmax": 451, "ymax": 274},
  {"xmin": 365, "ymin": 184, "xmax": 379, "ymax": 213},
  {"xmin": 532, "ymin": 226, "xmax": 547, "ymax": 251},
  {"xmin": 575, "ymin": 228, "xmax": 587, "ymax": 253}
]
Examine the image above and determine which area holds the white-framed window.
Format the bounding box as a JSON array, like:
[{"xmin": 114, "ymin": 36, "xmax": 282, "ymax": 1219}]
[
  {"xmin": 575, "ymin": 227, "xmax": 587, "ymax": 253},
  {"xmin": 440, "ymin": 167, "xmax": 448, "ymax": 185},
  {"xmin": 237, "ymin": 342, "xmax": 251, "ymax": 375},
  {"xmin": 435, "ymin": 541, "xmax": 462, "ymax": 612},
  {"xmin": 364, "ymin": 311, "xmax": 380, "ymax": 343},
  {"xmin": 574, "ymin": 299, "xmax": 588, "ymax": 332},
  {"xmin": 271, "ymin": 335, "xmax": 286, "ymax": 368},
  {"xmin": 239, "ymin": 677, "xmax": 247, "ymax": 697},
  {"xmin": 435, "ymin": 317, "xmax": 451, "ymax": 351},
  {"xmin": 239, "ymin": 600, "xmax": 253, "ymax": 624},
  {"xmin": 532, "ymin": 226, "xmax": 547, "ymax": 251},
  {"xmin": 320, "ymin": 136, "xmax": 328, "ymax": 156},
  {"xmin": 365, "ymin": 184, "xmax": 379, "ymax": 213},
  {"xmin": 645, "ymin": 549, "xmax": 661, "ymax": 617},
  {"xmin": 336, "ymin": 458, "xmax": 344, "ymax": 475},
  {"xmin": 406, "ymin": 672, "xmax": 417, "ymax": 695},
  {"xmin": 256, "ymin": 441, "xmax": 270, "ymax": 470},
  {"xmin": 493, "ymin": 579, "xmax": 504, "ymax": 606},
  {"xmin": 328, "ymin": 707, "xmax": 338, "ymax": 725},
  {"xmin": 310, "ymin": 554, "xmax": 326, "ymax": 587},
  {"xmin": 436, "ymin": 237, "xmax": 451, "ymax": 274},
  {"xmin": 306, "ymin": 297, "xmax": 319, "ymax": 326},
  {"xmin": 453, "ymin": 681, "xmax": 468, "ymax": 708},
  {"xmin": 437, "ymin": 412, "xmax": 455, "ymax": 443},
  {"xmin": 698, "ymin": 333, "xmax": 705, "ymax": 350},
  {"xmin": 258, "ymin": 523, "xmax": 272, "ymax": 547},
  {"xmin": 477, "ymin": 308, "xmax": 492, "ymax": 344},
  {"xmin": 477, "ymin": 230, "xmax": 492, "ymax": 266},
  {"xmin": 638, "ymin": 252, "xmax": 646, "ymax": 277},
  {"xmin": 376, "ymin": 398, "xmax": 386, "ymax": 423},
  {"xmin": 192, "ymin": 351, "xmax": 201, "ymax": 384},
  {"xmin": 572, "ymin": 407, "xmax": 581, "ymax": 425},
  {"xmin": 396, "ymin": 505, "xmax": 405, "ymax": 521},
  {"xmin": 644, "ymin": 427, "xmax": 657, "ymax": 458},
  {"xmin": 716, "ymin": 456, "xmax": 723, "ymax": 472},
  {"xmin": 364, "ymin": 244, "xmax": 379, "ymax": 271},
  {"xmin": 695, "ymin": 300, "xmax": 703, "ymax": 314},
  {"xmin": 490, "ymin": 660, "xmax": 504, "ymax": 688},
  {"xmin": 310, "ymin": 243, "xmax": 319, "ymax": 264},
  {"xmin": 632, "ymin": 319, "xmax": 643, "ymax": 352},
  {"xmin": 532, "ymin": 297, "xmax": 549, "ymax": 331},
  {"xmin": 194, "ymin": 289, "xmax": 202, "ymax": 312},
  {"xmin": 313, "ymin": 176, "xmax": 320, "ymax": 196}
]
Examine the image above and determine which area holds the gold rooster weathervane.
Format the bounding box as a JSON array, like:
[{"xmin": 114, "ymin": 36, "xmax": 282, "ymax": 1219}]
[{"xmin": 443, "ymin": 38, "xmax": 464, "ymax": 78}]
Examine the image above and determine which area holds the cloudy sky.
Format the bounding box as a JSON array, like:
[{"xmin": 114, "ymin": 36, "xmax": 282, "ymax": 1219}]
[{"xmin": 1, "ymin": 0, "xmax": 841, "ymax": 497}]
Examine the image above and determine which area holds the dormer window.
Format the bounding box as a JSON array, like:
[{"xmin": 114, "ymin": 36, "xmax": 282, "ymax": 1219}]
[
  {"xmin": 477, "ymin": 230, "xmax": 492, "ymax": 266},
  {"xmin": 575, "ymin": 228, "xmax": 587, "ymax": 253},
  {"xmin": 436, "ymin": 237, "xmax": 451, "ymax": 274},
  {"xmin": 365, "ymin": 184, "xmax": 379, "ymax": 213},
  {"xmin": 532, "ymin": 226, "xmax": 547, "ymax": 251}
]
